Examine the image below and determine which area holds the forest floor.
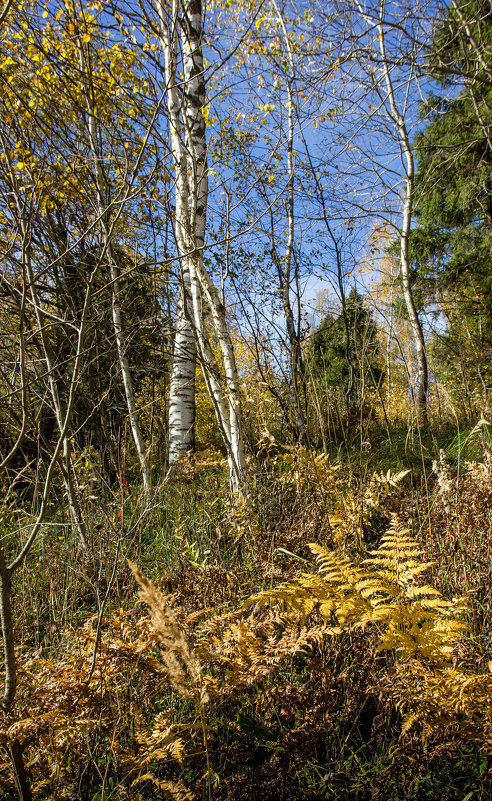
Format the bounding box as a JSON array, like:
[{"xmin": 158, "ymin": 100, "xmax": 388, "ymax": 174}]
[{"xmin": 2, "ymin": 425, "xmax": 492, "ymax": 800}]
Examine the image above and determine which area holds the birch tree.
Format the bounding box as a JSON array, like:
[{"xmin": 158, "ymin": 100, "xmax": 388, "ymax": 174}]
[
  {"xmin": 267, "ymin": 0, "xmax": 308, "ymax": 444},
  {"xmin": 331, "ymin": 0, "xmax": 430, "ymax": 423},
  {"xmin": 372, "ymin": 0, "xmax": 428, "ymax": 422},
  {"xmin": 167, "ymin": 285, "xmax": 197, "ymax": 465},
  {"xmin": 154, "ymin": 0, "xmax": 248, "ymax": 495},
  {"xmin": 201, "ymin": 0, "xmax": 323, "ymax": 446}
]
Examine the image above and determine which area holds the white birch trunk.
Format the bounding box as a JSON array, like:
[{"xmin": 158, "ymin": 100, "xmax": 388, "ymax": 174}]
[
  {"xmin": 157, "ymin": 0, "xmax": 248, "ymax": 496},
  {"xmin": 168, "ymin": 279, "xmax": 196, "ymax": 464},
  {"xmin": 272, "ymin": 0, "xmax": 307, "ymax": 444},
  {"xmin": 376, "ymin": 4, "xmax": 428, "ymax": 424}
]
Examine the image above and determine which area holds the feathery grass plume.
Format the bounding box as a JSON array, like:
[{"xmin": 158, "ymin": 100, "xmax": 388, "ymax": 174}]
[
  {"xmin": 0, "ymin": 607, "xmax": 186, "ymax": 797},
  {"xmin": 128, "ymin": 560, "xmax": 210, "ymax": 705},
  {"xmin": 128, "ymin": 561, "xmax": 216, "ymax": 801}
]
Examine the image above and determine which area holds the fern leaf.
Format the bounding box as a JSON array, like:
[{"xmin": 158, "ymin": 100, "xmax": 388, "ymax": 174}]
[
  {"xmin": 132, "ymin": 774, "xmax": 195, "ymax": 800},
  {"xmin": 401, "ymin": 713, "xmax": 420, "ymax": 735}
]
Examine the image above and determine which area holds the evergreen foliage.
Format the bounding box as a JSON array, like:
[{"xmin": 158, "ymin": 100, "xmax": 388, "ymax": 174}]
[
  {"xmin": 309, "ymin": 289, "xmax": 383, "ymax": 403},
  {"xmin": 413, "ymin": 0, "xmax": 492, "ymax": 391}
]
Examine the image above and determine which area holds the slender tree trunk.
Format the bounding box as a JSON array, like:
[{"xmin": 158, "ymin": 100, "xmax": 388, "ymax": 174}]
[
  {"xmin": 0, "ymin": 546, "xmax": 15, "ymax": 709},
  {"xmin": 157, "ymin": 0, "xmax": 248, "ymax": 496},
  {"xmin": 271, "ymin": 0, "xmax": 307, "ymax": 445},
  {"xmin": 168, "ymin": 282, "xmax": 196, "ymax": 464},
  {"xmin": 399, "ymin": 171, "xmax": 428, "ymax": 423},
  {"xmin": 0, "ymin": 264, "xmax": 96, "ymax": 800},
  {"xmin": 22, "ymin": 242, "xmax": 89, "ymax": 549},
  {"xmin": 0, "ymin": 546, "xmax": 32, "ymax": 800},
  {"xmin": 282, "ymin": 106, "xmax": 306, "ymax": 443},
  {"xmin": 81, "ymin": 44, "xmax": 152, "ymax": 494},
  {"xmin": 376, "ymin": 3, "xmax": 428, "ymax": 425},
  {"xmin": 109, "ymin": 258, "xmax": 152, "ymax": 493},
  {"xmin": 7, "ymin": 742, "xmax": 32, "ymax": 801},
  {"xmin": 386, "ymin": 277, "xmax": 394, "ymax": 394}
]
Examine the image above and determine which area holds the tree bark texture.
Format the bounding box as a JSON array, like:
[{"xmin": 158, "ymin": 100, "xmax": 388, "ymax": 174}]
[
  {"xmin": 168, "ymin": 279, "xmax": 197, "ymax": 464},
  {"xmin": 157, "ymin": 0, "xmax": 248, "ymax": 495},
  {"xmin": 376, "ymin": 3, "xmax": 428, "ymax": 424}
]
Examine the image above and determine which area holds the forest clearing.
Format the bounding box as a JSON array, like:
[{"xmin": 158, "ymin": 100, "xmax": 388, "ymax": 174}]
[{"xmin": 0, "ymin": 0, "xmax": 492, "ymax": 798}]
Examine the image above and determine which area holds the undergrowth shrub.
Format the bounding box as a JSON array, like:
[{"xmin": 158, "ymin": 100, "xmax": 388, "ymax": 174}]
[
  {"xmin": 428, "ymin": 449, "xmax": 492, "ymax": 625},
  {"xmin": 2, "ymin": 446, "xmax": 492, "ymax": 800}
]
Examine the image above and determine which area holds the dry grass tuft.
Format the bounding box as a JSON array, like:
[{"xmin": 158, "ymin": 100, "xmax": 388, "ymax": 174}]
[{"xmin": 128, "ymin": 560, "xmax": 210, "ymax": 706}]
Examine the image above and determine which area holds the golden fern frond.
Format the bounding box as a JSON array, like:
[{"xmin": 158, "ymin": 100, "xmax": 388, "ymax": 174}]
[
  {"xmin": 246, "ymin": 577, "xmax": 316, "ymax": 616},
  {"xmin": 353, "ymin": 577, "xmax": 398, "ymax": 599},
  {"xmin": 393, "ymin": 662, "xmax": 492, "ymax": 738},
  {"xmin": 403, "ymin": 585, "xmax": 445, "ymax": 599},
  {"xmin": 354, "ymin": 603, "xmax": 400, "ymax": 628},
  {"xmin": 132, "ymin": 774, "xmax": 195, "ymax": 800},
  {"xmin": 363, "ymin": 468, "xmax": 410, "ymax": 512},
  {"xmin": 309, "ymin": 543, "xmax": 367, "ymax": 587},
  {"xmin": 278, "ymin": 445, "xmax": 341, "ymax": 488},
  {"xmin": 137, "ymin": 731, "xmax": 188, "ymax": 767},
  {"xmin": 331, "ymin": 594, "xmax": 374, "ymax": 628},
  {"xmin": 135, "ymin": 711, "xmax": 189, "ymax": 768},
  {"xmin": 206, "ymin": 515, "xmax": 471, "ymax": 711},
  {"xmin": 365, "ymin": 524, "xmax": 435, "ymax": 586},
  {"xmin": 372, "ymin": 468, "xmax": 411, "ymax": 489},
  {"xmin": 400, "ymin": 712, "xmax": 420, "ymax": 735},
  {"xmin": 255, "ymin": 569, "xmax": 376, "ymax": 630},
  {"xmin": 374, "ymin": 598, "xmax": 469, "ymax": 663}
]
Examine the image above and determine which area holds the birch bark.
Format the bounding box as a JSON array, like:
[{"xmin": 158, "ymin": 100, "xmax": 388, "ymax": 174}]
[
  {"xmin": 271, "ymin": 0, "xmax": 307, "ymax": 445},
  {"xmin": 375, "ymin": 6, "xmax": 428, "ymax": 423},
  {"xmin": 157, "ymin": 0, "xmax": 248, "ymax": 495},
  {"xmin": 352, "ymin": 0, "xmax": 428, "ymax": 424},
  {"xmin": 168, "ymin": 284, "xmax": 197, "ymax": 465}
]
